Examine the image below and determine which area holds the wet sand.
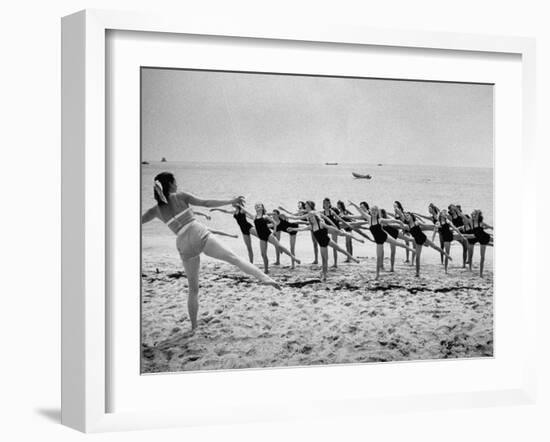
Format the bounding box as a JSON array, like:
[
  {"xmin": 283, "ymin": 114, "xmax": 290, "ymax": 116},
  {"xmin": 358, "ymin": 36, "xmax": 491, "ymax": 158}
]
[{"xmin": 141, "ymin": 256, "xmax": 493, "ymax": 373}]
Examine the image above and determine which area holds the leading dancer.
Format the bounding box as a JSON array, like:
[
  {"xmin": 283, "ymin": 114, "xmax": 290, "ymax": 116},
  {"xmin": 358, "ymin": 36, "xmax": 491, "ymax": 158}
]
[{"xmin": 141, "ymin": 172, "xmax": 280, "ymax": 332}]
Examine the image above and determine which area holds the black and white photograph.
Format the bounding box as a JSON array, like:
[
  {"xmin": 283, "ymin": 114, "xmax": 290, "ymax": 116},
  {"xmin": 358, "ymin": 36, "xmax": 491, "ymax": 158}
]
[{"xmin": 140, "ymin": 68, "xmax": 494, "ymax": 374}]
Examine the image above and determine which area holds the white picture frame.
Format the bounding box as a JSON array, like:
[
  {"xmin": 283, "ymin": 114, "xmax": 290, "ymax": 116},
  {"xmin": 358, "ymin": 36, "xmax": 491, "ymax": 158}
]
[{"xmin": 61, "ymin": 9, "xmax": 537, "ymax": 433}]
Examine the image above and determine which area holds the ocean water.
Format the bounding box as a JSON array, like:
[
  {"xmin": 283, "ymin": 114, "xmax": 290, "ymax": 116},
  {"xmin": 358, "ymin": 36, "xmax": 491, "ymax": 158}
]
[{"xmin": 142, "ymin": 162, "xmax": 493, "ymax": 267}]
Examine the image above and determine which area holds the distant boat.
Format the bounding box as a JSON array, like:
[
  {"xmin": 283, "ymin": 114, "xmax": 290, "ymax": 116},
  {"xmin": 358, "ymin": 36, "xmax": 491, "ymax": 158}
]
[
  {"xmin": 352, "ymin": 172, "xmax": 372, "ymax": 179},
  {"xmin": 377, "ymin": 163, "xmax": 383, "ymax": 166},
  {"xmin": 141, "ymin": 161, "xmax": 149, "ymax": 165},
  {"xmin": 325, "ymin": 162, "xmax": 339, "ymax": 166},
  {"xmin": 161, "ymin": 157, "xmax": 167, "ymax": 162}
]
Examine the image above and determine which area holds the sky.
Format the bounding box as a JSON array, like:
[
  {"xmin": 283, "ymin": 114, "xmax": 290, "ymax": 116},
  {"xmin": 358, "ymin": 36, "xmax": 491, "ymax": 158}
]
[{"xmin": 141, "ymin": 68, "xmax": 493, "ymax": 168}]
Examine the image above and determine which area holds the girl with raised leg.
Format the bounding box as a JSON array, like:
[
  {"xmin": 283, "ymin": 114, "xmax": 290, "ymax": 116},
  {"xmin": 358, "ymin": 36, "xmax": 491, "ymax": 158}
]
[
  {"xmin": 401, "ymin": 212, "xmax": 453, "ymax": 277},
  {"xmin": 209, "ymin": 204, "xmax": 258, "ymax": 263},
  {"xmin": 288, "ymin": 201, "xmax": 362, "ymax": 281},
  {"xmin": 141, "ymin": 172, "xmax": 280, "ymax": 332},
  {"xmin": 253, "ymin": 203, "xmax": 301, "ymax": 274},
  {"xmin": 279, "ymin": 201, "xmax": 319, "ymax": 265}
]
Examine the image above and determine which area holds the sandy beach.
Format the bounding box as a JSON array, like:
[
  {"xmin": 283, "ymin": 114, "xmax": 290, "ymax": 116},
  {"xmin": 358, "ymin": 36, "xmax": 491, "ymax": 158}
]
[{"xmin": 141, "ymin": 254, "xmax": 493, "ymax": 374}]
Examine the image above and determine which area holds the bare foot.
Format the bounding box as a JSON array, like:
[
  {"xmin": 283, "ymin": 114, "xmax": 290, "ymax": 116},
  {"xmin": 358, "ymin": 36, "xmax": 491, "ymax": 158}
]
[
  {"xmin": 352, "ymin": 257, "xmax": 360, "ymax": 263},
  {"xmin": 311, "ymin": 260, "xmax": 318, "ymax": 265},
  {"xmin": 274, "ymin": 261, "xmax": 280, "ymax": 266},
  {"xmin": 294, "ymin": 258, "xmax": 301, "ymax": 265}
]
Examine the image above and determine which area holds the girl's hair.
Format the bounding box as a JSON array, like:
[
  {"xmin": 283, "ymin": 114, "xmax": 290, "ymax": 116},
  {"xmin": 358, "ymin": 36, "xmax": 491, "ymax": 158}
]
[
  {"xmin": 428, "ymin": 203, "xmax": 440, "ymax": 214},
  {"xmin": 360, "ymin": 201, "xmax": 370, "ymax": 211},
  {"xmin": 370, "ymin": 205, "xmax": 380, "ymax": 222},
  {"xmin": 380, "ymin": 208, "xmax": 388, "ymax": 219},
  {"xmin": 272, "ymin": 209, "xmax": 280, "ymax": 215},
  {"xmin": 323, "ymin": 197, "xmax": 332, "ymax": 208},
  {"xmin": 394, "ymin": 200, "xmax": 404, "ymax": 211},
  {"xmin": 255, "ymin": 203, "xmax": 266, "ymax": 215},
  {"xmin": 153, "ymin": 172, "xmax": 175, "ymax": 206},
  {"xmin": 298, "ymin": 201, "xmax": 306, "ymax": 210},
  {"xmin": 337, "ymin": 200, "xmax": 349, "ymax": 214},
  {"xmin": 305, "ymin": 200, "xmax": 316, "ymax": 210},
  {"xmin": 408, "ymin": 212, "xmax": 417, "ymax": 223},
  {"xmin": 474, "ymin": 210, "xmax": 484, "ymax": 223}
]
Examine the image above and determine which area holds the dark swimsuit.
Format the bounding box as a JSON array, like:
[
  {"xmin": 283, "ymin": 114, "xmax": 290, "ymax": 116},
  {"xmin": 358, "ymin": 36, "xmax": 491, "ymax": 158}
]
[
  {"xmin": 276, "ymin": 219, "xmax": 298, "ymax": 236},
  {"xmin": 439, "ymin": 222, "xmax": 454, "ymax": 243},
  {"xmin": 451, "ymin": 215, "xmax": 464, "ymax": 229},
  {"xmin": 254, "ymin": 217, "xmax": 272, "ymax": 241},
  {"xmin": 410, "ymin": 225, "xmax": 427, "ymax": 245},
  {"xmin": 383, "ymin": 224, "xmax": 399, "ymax": 240},
  {"xmin": 370, "ymin": 223, "xmax": 388, "ymax": 244},
  {"xmin": 234, "ymin": 212, "xmax": 253, "ymax": 235},
  {"xmin": 340, "ymin": 212, "xmax": 352, "ymax": 232},
  {"xmin": 473, "ymin": 224, "xmax": 491, "ymax": 245},
  {"xmin": 325, "ymin": 208, "xmax": 340, "ymax": 229},
  {"xmin": 310, "ymin": 215, "xmax": 330, "ymax": 247}
]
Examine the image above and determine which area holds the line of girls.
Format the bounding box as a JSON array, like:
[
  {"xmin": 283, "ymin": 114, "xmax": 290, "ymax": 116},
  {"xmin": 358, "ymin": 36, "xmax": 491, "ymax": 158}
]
[{"xmin": 212, "ymin": 198, "xmax": 493, "ymax": 280}]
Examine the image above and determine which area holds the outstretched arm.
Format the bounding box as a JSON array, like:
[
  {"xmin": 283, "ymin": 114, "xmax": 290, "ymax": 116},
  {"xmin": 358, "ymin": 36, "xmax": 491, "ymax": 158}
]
[
  {"xmin": 209, "ymin": 208, "xmax": 234, "ymax": 214},
  {"xmin": 348, "ymin": 201, "xmax": 371, "ymax": 221},
  {"xmin": 413, "ymin": 212, "xmax": 433, "ymax": 222},
  {"xmin": 141, "ymin": 207, "xmax": 158, "ymax": 224},
  {"xmin": 288, "ymin": 225, "xmax": 311, "ymax": 233},
  {"xmin": 194, "ymin": 210, "xmax": 212, "ymax": 221},
  {"xmin": 179, "ymin": 192, "xmax": 244, "ymax": 208}
]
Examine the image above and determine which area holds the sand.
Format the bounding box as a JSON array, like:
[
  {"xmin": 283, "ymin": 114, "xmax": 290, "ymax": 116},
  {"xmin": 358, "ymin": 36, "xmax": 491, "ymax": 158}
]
[{"xmin": 141, "ymin": 254, "xmax": 493, "ymax": 374}]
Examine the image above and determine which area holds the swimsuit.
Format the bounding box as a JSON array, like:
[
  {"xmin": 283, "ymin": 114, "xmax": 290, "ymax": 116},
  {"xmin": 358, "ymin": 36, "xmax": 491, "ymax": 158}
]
[
  {"xmin": 451, "ymin": 215, "xmax": 464, "ymax": 229},
  {"xmin": 313, "ymin": 228, "xmax": 331, "ymax": 247},
  {"xmin": 370, "ymin": 223, "xmax": 388, "ymax": 244},
  {"xmin": 340, "ymin": 211, "xmax": 353, "ymax": 232},
  {"xmin": 383, "ymin": 224, "xmax": 399, "ymax": 240},
  {"xmin": 276, "ymin": 219, "xmax": 298, "ymax": 236},
  {"xmin": 309, "ymin": 214, "xmax": 330, "ymax": 247},
  {"xmin": 254, "ymin": 217, "xmax": 272, "ymax": 241},
  {"xmin": 164, "ymin": 207, "xmax": 210, "ymax": 261},
  {"xmin": 473, "ymin": 224, "xmax": 491, "ymax": 245},
  {"xmin": 325, "ymin": 208, "xmax": 340, "ymax": 229},
  {"xmin": 409, "ymin": 225, "xmax": 427, "ymax": 245},
  {"xmin": 439, "ymin": 222, "xmax": 454, "ymax": 243},
  {"xmin": 234, "ymin": 211, "xmax": 253, "ymax": 235}
]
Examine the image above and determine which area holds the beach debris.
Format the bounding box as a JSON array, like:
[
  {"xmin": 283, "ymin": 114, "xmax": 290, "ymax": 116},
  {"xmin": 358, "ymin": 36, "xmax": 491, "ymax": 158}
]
[{"xmin": 286, "ymin": 279, "xmax": 322, "ymax": 288}]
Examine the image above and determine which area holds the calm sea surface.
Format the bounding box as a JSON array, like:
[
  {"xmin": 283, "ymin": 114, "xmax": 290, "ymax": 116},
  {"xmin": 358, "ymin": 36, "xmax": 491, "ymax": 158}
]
[{"xmin": 142, "ymin": 162, "xmax": 493, "ymax": 266}]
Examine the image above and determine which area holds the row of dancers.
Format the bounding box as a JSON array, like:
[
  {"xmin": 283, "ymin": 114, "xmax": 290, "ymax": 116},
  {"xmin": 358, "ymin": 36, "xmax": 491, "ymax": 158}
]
[
  {"xmin": 210, "ymin": 199, "xmax": 493, "ymax": 280},
  {"xmin": 142, "ymin": 172, "xmax": 493, "ymax": 331}
]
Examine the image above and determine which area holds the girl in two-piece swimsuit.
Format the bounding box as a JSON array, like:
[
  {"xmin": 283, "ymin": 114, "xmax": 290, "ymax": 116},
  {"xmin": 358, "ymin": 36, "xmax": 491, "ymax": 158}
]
[
  {"xmin": 287, "ymin": 201, "xmax": 362, "ymax": 281},
  {"xmin": 401, "ymin": 212, "xmax": 452, "ymax": 277},
  {"xmin": 271, "ymin": 209, "xmax": 302, "ymax": 269},
  {"xmin": 141, "ymin": 172, "xmax": 280, "ymax": 332},
  {"xmin": 278, "ymin": 201, "xmax": 320, "ymax": 265},
  {"xmin": 210, "ymin": 204, "xmax": 258, "ymax": 263},
  {"xmin": 253, "ymin": 203, "xmax": 301, "ymax": 274},
  {"xmin": 348, "ymin": 203, "xmax": 416, "ymax": 278}
]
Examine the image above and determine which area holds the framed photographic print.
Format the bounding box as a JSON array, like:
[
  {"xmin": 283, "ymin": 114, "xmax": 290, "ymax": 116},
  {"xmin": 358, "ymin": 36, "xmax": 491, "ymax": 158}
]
[{"xmin": 61, "ymin": 9, "xmax": 537, "ymax": 433}]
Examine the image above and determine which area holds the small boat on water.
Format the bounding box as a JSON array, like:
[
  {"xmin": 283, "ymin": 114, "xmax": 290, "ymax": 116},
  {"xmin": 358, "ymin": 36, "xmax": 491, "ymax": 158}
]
[
  {"xmin": 161, "ymin": 157, "xmax": 167, "ymax": 162},
  {"xmin": 141, "ymin": 161, "xmax": 149, "ymax": 165},
  {"xmin": 352, "ymin": 172, "xmax": 372, "ymax": 179},
  {"xmin": 325, "ymin": 162, "xmax": 339, "ymax": 165}
]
